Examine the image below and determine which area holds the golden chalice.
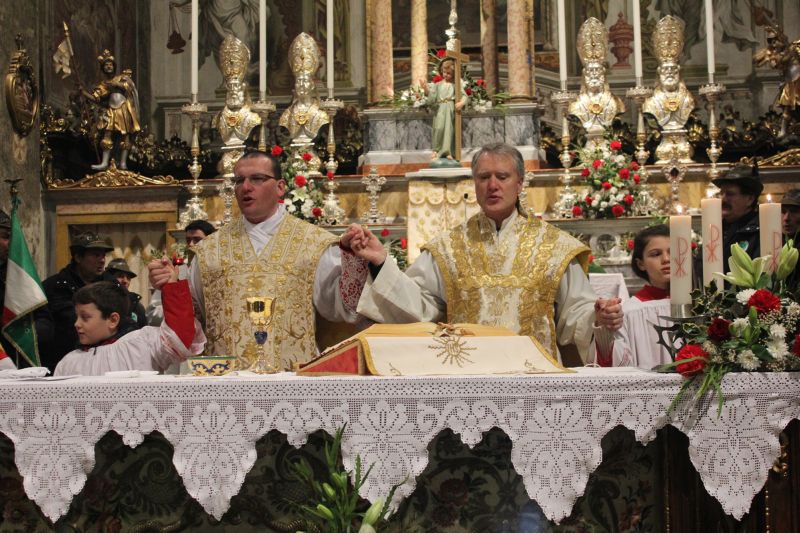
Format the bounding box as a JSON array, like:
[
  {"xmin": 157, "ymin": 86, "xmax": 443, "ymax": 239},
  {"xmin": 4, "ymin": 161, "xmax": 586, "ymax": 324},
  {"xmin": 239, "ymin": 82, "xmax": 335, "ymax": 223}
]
[{"xmin": 246, "ymin": 296, "xmax": 279, "ymax": 374}]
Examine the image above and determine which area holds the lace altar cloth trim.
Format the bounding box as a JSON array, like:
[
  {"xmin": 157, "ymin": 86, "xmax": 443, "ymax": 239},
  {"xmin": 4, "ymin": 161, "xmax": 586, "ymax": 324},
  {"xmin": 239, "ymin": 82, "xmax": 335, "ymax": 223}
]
[{"xmin": 0, "ymin": 368, "xmax": 797, "ymax": 523}]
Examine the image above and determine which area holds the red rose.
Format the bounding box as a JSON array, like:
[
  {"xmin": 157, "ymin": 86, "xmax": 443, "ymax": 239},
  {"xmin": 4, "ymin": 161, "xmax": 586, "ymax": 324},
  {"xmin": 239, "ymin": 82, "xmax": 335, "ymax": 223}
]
[
  {"xmin": 602, "ymin": 181, "xmax": 612, "ymax": 190},
  {"xmin": 294, "ymin": 175, "xmax": 307, "ymax": 187},
  {"xmin": 707, "ymin": 317, "xmax": 732, "ymax": 342},
  {"xmin": 627, "ymin": 239, "xmax": 634, "ymax": 250},
  {"xmin": 748, "ymin": 289, "xmax": 781, "ymax": 316},
  {"xmin": 572, "ymin": 205, "xmax": 583, "ymax": 217},
  {"xmin": 592, "ymin": 159, "xmax": 603, "ymax": 169},
  {"xmin": 476, "ymin": 78, "xmax": 485, "ymax": 87},
  {"xmin": 302, "ymin": 152, "xmax": 313, "ymax": 162},
  {"xmin": 623, "ymin": 194, "xmax": 635, "ymax": 205},
  {"xmin": 400, "ymin": 237, "xmax": 408, "ymax": 249},
  {"xmin": 432, "ymin": 74, "xmax": 443, "ymax": 83},
  {"xmin": 312, "ymin": 207, "xmax": 323, "ymax": 217},
  {"xmin": 581, "ymin": 168, "xmax": 591, "ymax": 177},
  {"xmin": 327, "ymin": 171, "xmax": 335, "ymax": 180},
  {"xmin": 793, "ymin": 334, "xmax": 800, "ymax": 357},
  {"xmin": 610, "ymin": 140, "xmax": 622, "ymax": 151},
  {"xmin": 619, "ymin": 168, "xmax": 630, "ymax": 180},
  {"xmin": 675, "ymin": 344, "xmax": 709, "ymax": 377},
  {"xmin": 278, "ymin": 199, "xmax": 285, "ymax": 204},
  {"xmin": 465, "ymin": 87, "xmax": 473, "ymax": 96},
  {"xmin": 271, "ymin": 145, "xmax": 283, "ymax": 156},
  {"xmin": 588, "ymin": 254, "xmax": 595, "ymax": 264},
  {"xmin": 380, "ymin": 228, "xmax": 390, "ymax": 237},
  {"xmin": 437, "ymin": 48, "xmax": 447, "ymax": 58},
  {"xmin": 611, "ymin": 204, "xmax": 625, "ymax": 217},
  {"xmin": 585, "ymin": 195, "xmax": 593, "ymax": 204},
  {"xmin": 633, "ymin": 174, "xmax": 641, "ymax": 184},
  {"xmin": 691, "ymin": 241, "xmax": 698, "ymax": 250},
  {"xmin": 631, "ymin": 161, "xmax": 639, "ymax": 171}
]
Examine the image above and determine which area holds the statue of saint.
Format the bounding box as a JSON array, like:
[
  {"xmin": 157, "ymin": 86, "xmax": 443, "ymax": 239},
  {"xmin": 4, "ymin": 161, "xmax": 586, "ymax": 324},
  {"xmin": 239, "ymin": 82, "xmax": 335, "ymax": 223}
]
[
  {"xmin": 642, "ymin": 15, "xmax": 696, "ymax": 163},
  {"xmin": 754, "ymin": 23, "xmax": 800, "ymax": 138},
  {"xmin": 81, "ymin": 49, "xmax": 141, "ymax": 171},
  {"xmin": 279, "ymin": 33, "xmax": 329, "ymax": 144},
  {"xmin": 568, "ymin": 18, "xmax": 625, "ymax": 147},
  {"xmin": 420, "ymin": 58, "xmax": 468, "ymax": 160}
]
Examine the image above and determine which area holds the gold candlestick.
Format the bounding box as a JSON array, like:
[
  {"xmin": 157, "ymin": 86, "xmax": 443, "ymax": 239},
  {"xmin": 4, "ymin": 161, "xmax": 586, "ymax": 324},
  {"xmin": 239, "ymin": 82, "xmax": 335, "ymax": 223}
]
[
  {"xmin": 179, "ymin": 101, "xmax": 209, "ymax": 228},
  {"xmin": 699, "ymin": 82, "xmax": 726, "ymax": 195},
  {"xmin": 551, "ymin": 89, "xmax": 578, "ymax": 218}
]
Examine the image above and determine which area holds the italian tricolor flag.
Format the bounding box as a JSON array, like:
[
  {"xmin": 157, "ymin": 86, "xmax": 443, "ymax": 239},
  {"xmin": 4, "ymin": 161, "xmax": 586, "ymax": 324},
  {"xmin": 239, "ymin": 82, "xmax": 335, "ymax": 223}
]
[{"xmin": 2, "ymin": 208, "xmax": 46, "ymax": 367}]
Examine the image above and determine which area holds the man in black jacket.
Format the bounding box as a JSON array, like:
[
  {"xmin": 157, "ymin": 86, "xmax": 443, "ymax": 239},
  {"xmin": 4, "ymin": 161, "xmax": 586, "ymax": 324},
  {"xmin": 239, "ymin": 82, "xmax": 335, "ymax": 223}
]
[
  {"xmin": 712, "ymin": 163, "xmax": 762, "ymax": 268},
  {"xmin": 42, "ymin": 232, "xmax": 113, "ymax": 369},
  {"xmin": 104, "ymin": 258, "xmax": 147, "ymax": 330}
]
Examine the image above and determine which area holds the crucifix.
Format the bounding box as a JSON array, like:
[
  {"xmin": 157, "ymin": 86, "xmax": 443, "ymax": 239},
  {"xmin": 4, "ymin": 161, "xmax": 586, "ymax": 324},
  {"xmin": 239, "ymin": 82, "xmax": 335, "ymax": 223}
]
[{"xmin": 445, "ymin": 2, "xmax": 468, "ymax": 162}]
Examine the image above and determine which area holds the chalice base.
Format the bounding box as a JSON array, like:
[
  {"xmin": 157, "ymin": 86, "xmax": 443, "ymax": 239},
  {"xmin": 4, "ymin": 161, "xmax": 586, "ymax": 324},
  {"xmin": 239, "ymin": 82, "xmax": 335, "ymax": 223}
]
[{"xmin": 248, "ymin": 355, "xmax": 280, "ymax": 374}]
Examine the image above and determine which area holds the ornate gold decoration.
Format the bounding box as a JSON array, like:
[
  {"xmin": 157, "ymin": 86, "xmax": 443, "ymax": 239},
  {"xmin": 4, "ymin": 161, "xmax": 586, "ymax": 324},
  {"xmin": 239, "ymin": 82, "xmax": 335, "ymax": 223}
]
[
  {"xmin": 279, "ymin": 33, "xmax": 329, "ymax": 149},
  {"xmin": 576, "ymin": 17, "xmax": 608, "ymax": 67},
  {"xmin": 219, "ymin": 34, "xmax": 249, "ymax": 82},
  {"xmin": 428, "ymin": 325, "xmax": 476, "ymax": 367},
  {"xmin": 770, "ymin": 430, "xmax": 789, "ymax": 477},
  {"xmin": 4, "ymin": 34, "xmax": 39, "ymax": 137},
  {"xmin": 653, "ymin": 15, "xmax": 684, "ymax": 65},
  {"xmin": 48, "ymin": 162, "xmax": 176, "ymax": 188},
  {"xmin": 96, "ymin": 48, "xmax": 115, "ymax": 65},
  {"xmin": 742, "ymin": 148, "xmax": 800, "ymax": 167}
]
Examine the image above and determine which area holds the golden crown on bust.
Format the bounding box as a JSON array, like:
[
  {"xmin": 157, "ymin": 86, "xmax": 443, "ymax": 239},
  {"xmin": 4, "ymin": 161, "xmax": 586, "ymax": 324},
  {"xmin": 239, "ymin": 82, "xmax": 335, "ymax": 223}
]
[
  {"xmin": 576, "ymin": 17, "xmax": 608, "ymax": 66},
  {"xmin": 219, "ymin": 34, "xmax": 250, "ymax": 81},
  {"xmin": 96, "ymin": 49, "xmax": 115, "ymax": 65},
  {"xmin": 653, "ymin": 15, "xmax": 685, "ymax": 65}
]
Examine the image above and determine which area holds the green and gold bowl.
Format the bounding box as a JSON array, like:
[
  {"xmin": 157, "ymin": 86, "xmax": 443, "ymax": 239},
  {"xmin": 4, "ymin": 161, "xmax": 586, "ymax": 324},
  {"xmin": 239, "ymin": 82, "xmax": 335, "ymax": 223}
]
[{"xmin": 188, "ymin": 356, "xmax": 236, "ymax": 376}]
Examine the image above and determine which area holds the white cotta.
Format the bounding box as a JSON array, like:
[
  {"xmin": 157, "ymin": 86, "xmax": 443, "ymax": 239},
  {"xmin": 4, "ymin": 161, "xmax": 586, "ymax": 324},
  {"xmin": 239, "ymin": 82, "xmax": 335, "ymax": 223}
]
[{"xmin": 615, "ymin": 297, "xmax": 673, "ymax": 369}]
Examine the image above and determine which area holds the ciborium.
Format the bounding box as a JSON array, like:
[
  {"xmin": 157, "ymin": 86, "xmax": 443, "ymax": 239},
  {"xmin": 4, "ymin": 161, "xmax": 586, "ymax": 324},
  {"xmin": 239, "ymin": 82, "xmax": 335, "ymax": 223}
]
[{"xmin": 246, "ymin": 296, "xmax": 279, "ymax": 374}]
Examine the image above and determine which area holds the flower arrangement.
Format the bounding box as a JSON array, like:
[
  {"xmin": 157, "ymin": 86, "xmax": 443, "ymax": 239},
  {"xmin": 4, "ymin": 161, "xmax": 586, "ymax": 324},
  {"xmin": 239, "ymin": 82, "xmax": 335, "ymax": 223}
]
[
  {"xmin": 271, "ymin": 145, "xmax": 326, "ymax": 224},
  {"xmin": 378, "ymin": 228, "xmax": 408, "ymax": 271},
  {"xmin": 660, "ymin": 241, "xmax": 800, "ymax": 414},
  {"xmin": 569, "ymin": 141, "xmax": 653, "ymax": 219}
]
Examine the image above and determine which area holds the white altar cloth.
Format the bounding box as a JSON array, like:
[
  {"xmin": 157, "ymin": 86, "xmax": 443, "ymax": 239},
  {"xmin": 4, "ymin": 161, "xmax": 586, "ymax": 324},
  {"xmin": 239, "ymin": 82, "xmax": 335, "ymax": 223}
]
[{"xmin": 0, "ymin": 368, "xmax": 797, "ymax": 523}]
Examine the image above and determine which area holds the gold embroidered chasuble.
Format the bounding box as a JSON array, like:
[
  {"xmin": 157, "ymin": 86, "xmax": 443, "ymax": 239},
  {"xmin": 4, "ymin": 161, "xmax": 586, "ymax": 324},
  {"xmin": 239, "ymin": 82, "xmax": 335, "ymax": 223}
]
[
  {"xmin": 423, "ymin": 212, "xmax": 590, "ymax": 357},
  {"xmin": 193, "ymin": 214, "xmax": 337, "ymax": 369}
]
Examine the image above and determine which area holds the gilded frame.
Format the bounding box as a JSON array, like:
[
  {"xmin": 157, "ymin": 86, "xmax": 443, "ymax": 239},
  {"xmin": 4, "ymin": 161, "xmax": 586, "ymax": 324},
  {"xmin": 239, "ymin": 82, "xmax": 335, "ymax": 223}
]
[{"xmin": 4, "ymin": 34, "xmax": 39, "ymax": 137}]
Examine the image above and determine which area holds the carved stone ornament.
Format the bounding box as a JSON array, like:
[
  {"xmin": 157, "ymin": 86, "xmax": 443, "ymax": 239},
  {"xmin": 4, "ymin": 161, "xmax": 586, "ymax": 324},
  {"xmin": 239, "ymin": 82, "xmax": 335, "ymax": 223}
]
[
  {"xmin": 49, "ymin": 161, "xmax": 176, "ymax": 188},
  {"xmin": 4, "ymin": 34, "xmax": 39, "ymax": 137}
]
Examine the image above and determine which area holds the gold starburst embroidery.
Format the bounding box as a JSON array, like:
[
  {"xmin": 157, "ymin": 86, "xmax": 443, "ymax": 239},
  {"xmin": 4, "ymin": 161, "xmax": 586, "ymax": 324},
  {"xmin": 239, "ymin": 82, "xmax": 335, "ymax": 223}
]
[{"xmin": 428, "ymin": 334, "xmax": 476, "ymax": 367}]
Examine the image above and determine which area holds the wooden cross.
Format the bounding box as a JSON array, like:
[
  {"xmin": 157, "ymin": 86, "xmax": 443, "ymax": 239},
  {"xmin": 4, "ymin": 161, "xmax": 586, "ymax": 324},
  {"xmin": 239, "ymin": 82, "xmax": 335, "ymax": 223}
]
[{"xmin": 446, "ymin": 40, "xmax": 469, "ymax": 162}]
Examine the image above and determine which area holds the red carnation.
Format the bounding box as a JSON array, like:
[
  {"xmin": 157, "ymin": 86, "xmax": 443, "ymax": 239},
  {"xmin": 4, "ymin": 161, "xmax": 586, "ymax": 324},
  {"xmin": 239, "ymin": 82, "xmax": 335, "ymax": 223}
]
[
  {"xmin": 675, "ymin": 344, "xmax": 709, "ymax": 378},
  {"xmin": 437, "ymin": 48, "xmax": 447, "ymax": 58},
  {"xmin": 610, "ymin": 140, "xmax": 622, "ymax": 151},
  {"xmin": 611, "ymin": 204, "xmax": 625, "ymax": 217},
  {"xmin": 302, "ymin": 152, "xmax": 313, "ymax": 162},
  {"xmin": 380, "ymin": 228, "xmax": 391, "ymax": 238},
  {"xmin": 572, "ymin": 205, "xmax": 583, "ymax": 217},
  {"xmin": 327, "ymin": 171, "xmax": 335, "ymax": 180},
  {"xmin": 585, "ymin": 195, "xmax": 594, "ymax": 204},
  {"xmin": 294, "ymin": 175, "xmax": 307, "ymax": 187},
  {"xmin": 619, "ymin": 168, "xmax": 631, "ymax": 179},
  {"xmin": 271, "ymin": 145, "xmax": 283, "ymax": 156},
  {"xmin": 476, "ymin": 78, "xmax": 485, "ymax": 87},
  {"xmin": 691, "ymin": 241, "xmax": 698, "ymax": 250},
  {"xmin": 312, "ymin": 207, "xmax": 323, "ymax": 218},
  {"xmin": 707, "ymin": 317, "xmax": 732, "ymax": 342},
  {"xmin": 793, "ymin": 334, "xmax": 800, "ymax": 357},
  {"xmin": 627, "ymin": 239, "xmax": 634, "ymax": 251},
  {"xmin": 592, "ymin": 159, "xmax": 603, "ymax": 169},
  {"xmin": 747, "ymin": 289, "xmax": 781, "ymax": 316},
  {"xmin": 623, "ymin": 194, "xmax": 635, "ymax": 205},
  {"xmin": 633, "ymin": 174, "xmax": 641, "ymax": 184},
  {"xmin": 400, "ymin": 237, "xmax": 408, "ymax": 250},
  {"xmin": 465, "ymin": 87, "xmax": 473, "ymax": 96},
  {"xmin": 631, "ymin": 161, "xmax": 640, "ymax": 171},
  {"xmin": 581, "ymin": 168, "xmax": 591, "ymax": 178},
  {"xmin": 432, "ymin": 74, "xmax": 443, "ymax": 83},
  {"xmin": 602, "ymin": 181, "xmax": 612, "ymax": 190}
]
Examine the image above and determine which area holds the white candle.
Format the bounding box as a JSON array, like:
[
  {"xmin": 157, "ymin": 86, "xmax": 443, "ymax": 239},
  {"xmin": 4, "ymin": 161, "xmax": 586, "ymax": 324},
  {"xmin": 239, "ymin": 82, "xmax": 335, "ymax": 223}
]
[
  {"xmin": 704, "ymin": 0, "xmax": 715, "ymax": 83},
  {"xmin": 701, "ymin": 195, "xmax": 723, "ymax": 287},
  {"xmin": 259, "ymin": 0, "xmax": 266, "ymax": 99},
  {"xmin": 191, "ymin": 0, "xmax": 199, "ymax": 98},
  {"xmin": 326, "ymin": 0, "xmax": 334, "ymax": 98},
  {"xmin": 557, "ymin": 0, "xmax": 567, "ymax": 87},
  {"xmin": 670, "ymin": 206, "xmax": 693, "ymax": 305},
  {"xmin": 632, "ymin": 0, "xmax": 643, "ymax": 82},
  {"xmin": 760, "ymin": 195, "xmax": 782, "ymax": 273}
]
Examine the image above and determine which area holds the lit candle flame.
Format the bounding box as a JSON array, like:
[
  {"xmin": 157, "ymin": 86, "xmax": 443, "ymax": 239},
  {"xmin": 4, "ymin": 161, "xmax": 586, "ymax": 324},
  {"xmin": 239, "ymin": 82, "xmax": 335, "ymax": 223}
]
[
  {"xmin": 676, "ymin": 204, "xmax": 683, "ymax": 215},
  {"xmin": 766, "ymin": 193, "xmax": 773, "ymax": 203}
]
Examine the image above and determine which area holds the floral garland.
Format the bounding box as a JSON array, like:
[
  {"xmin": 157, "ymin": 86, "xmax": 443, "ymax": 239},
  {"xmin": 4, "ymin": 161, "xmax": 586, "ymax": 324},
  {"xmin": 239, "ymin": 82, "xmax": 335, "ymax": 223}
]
[
  {"xmin": 271, "ymin": 145, "xmax": 327, "ymax": 224},
  {"xmin": 659, "ymin": 241, "xmax": 800, "ymax": 414},
  {"xmin": 569, "ymin": 141, "xmax": 651, "ymax": 219}
]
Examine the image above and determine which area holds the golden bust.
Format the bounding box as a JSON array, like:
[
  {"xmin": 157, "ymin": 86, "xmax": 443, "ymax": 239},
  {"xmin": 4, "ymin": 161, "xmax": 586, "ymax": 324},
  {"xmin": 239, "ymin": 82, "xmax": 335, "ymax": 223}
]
[
  {"xmin": 642, "ymin": 16, "xmax": 696, "ymax": 163},
  {"xmin": 279, "ymin": 33, "xmax": 328, "ymax": 143}
]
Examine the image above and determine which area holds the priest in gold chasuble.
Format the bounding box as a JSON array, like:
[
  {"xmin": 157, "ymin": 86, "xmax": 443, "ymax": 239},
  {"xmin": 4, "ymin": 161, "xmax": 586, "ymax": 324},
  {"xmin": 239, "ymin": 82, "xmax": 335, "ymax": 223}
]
[
  {"xmin": 350, "ymin": 144, "xmax": 623, "ymax": 363},
  {"xmin": 158, "ymin": 151, "xmax": 367, "ymax": 369}
]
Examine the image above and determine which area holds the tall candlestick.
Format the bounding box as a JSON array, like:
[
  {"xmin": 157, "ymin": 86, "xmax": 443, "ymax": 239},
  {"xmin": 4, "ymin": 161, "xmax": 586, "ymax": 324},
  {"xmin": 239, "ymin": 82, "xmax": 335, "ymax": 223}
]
[
  {"xmin": 259, "ymin": 0, "xmax": 266, "ymax": 99},
  {"xmin": 704, "ymin": 0, "xmax": 715, "ymax": 83},
  {"xmin": 670, "ymin": 207, "xmax": 693, "ymax": 306},
  {"xmin": 557, "ymin": 0, "xmax": 567, "ymax": 87},
  {"xmin": 326, "ymin": 0, "xmax": 334, "ymax": 98},
  {"xmin": 191, "ymin": 0, "xmax": 199, "ymax": 98},
  {"xmin": 632, "ymin": 0, "xmax": 643, "ymax": 82},
  {"xmin": 760, "ymin": 195, "xmax": 782, "ymax": 273},
  {"xmin": 701, "ymin": 195, "xmax": 723, "ymax": 287}
]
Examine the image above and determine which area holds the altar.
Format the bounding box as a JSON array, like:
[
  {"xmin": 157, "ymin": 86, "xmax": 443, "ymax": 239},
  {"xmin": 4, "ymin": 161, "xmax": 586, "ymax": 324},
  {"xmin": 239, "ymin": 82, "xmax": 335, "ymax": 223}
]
[{"xmin": 0, "ymin": 368, "xmax": 798, "ymax": 531}]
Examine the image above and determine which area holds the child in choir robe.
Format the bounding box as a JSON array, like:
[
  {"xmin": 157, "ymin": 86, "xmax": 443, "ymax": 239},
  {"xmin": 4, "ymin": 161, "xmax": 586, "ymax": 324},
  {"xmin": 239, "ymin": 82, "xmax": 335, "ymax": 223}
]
[
  {"xmin": 598, "ymin": 224, "xmax": 672, "ymax": 368},
  {"xmin": 55, "ymin": 262, "xmax": 205, "ymax": 376}
]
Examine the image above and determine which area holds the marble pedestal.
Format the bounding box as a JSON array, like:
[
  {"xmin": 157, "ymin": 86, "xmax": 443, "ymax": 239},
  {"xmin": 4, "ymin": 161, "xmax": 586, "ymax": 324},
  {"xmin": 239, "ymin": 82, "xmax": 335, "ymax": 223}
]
[{"xmin": 362, "ymin": 102, "xmax": 544, "ymax": 174}]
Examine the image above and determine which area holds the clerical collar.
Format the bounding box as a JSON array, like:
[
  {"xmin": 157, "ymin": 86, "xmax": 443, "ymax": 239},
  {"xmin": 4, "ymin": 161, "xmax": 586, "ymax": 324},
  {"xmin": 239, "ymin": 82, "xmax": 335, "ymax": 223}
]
[
  {"xmin": 634, "ymin": 284, "xmax": 669, "ymax": 302},
  {"xmin": 479, "ymin": 210, "xmax": 519, "ymax": 235},
  {"xmin": 243, "ymin": 205, "xmax": 285, "ymax": 236}
]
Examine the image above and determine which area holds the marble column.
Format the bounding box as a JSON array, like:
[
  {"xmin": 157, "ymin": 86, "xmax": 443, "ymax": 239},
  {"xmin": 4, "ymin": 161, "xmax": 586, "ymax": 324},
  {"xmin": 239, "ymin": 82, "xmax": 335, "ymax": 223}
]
[
  {"xmin": 480, "ymin": 0, "xmax": 499, "ymax": 94},
  {"xmin": 371, "ymin": 0, "xmax": 394, "ymax": 101},
  {"xmin": 507, "ymin": 0, "xmax": 531, "ymax": 97},
  {"xmin": 528, "ymin": 0, "xmax": 536, "ymax": 96},
  {"xmin": 410, "ymin": 0, "xmax": 428, "ymax": 86}
]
